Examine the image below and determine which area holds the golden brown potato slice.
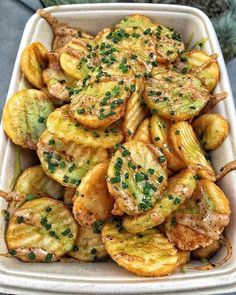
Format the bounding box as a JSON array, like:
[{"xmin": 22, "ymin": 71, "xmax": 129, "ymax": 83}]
[
  {"xmin": 70, "ymin": 76, "xmax": 132, "ymax": 128},
  {"xmin": 60, "ymin": 38, "xmax": 98, "ymax": 80},
  {"xmin": 133, "ymin": 118, "xmax": 151, "ymax": 143},
  {"xmin": 144, "ymin": 67, "xmax": 210, "ymax": 121},
  {"xmin": 117, "ymin": 14, "xmax": 154, "ymax": 30},
  {"xmin": 150, "ymin": 114, "xmax": 185, "ymax": 171},
  {"xmin": 123, "ymin": 168, "xmax": 197, "ymax": 234},
  {"xmin": 169, "ymin": 121, "xmax": 216, "ymax": 181},
  {"xmin": 102, "ymin": 221, "xmax": 189, "ymax": 277},
  {"xmin": 2, "ymin": 89, "xmax": 54, "ymax": 150},
  {"xmin": 165, "ymin": 180, "xmax": 230, "ymax": 250},
  {"xmin": 174, "ymin": 50, "xmax": 220, "ymax": 92},
  {"xmin": 107, "ymin": 141, "xmax": 167, "ymax": 215},
  {"xmin": 37, "ymin": 9, "xmax": 93, "ymax": 52},
  {"xmin": 73, "ymin": 162, "xmax": 114, "ymax": 226},
  {"xmin": 43, "ymin": 52, "xmax": 76, "ymax": 102},
  {"xmin": 37, "ymin": 130, "xmax": 108, "ymax": 188},
  {"xmin": 14, "ymin": 165, "xmax": 64, "ymax": 200},
  {"xmin": 192, "ymin": 114, "xmax": 229, "ymax": 151},
  {"xmin": 20, "ymin": 42, "xmax": 48, "ymax": 89},
  {"xmin": 192, "ymin": 240, "xmax": 221, "ymax": 259},
  {"xmin": 6, "ymin": 197, "xmax": 78, "ymax": 262},
  {"xmin": 64, "ymin": 188, "xmax": 76, "ymax": 207},
  {"xmin": 68, "ymin": 225, "xmax": 108, "ymax": 262},
  {"xmin": 46, "ymin": 105, "xmax": 124, "ymax": 149}
]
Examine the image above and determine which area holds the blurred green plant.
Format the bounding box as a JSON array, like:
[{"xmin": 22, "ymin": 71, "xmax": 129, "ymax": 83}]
[{"xmin": 42, "ymin": 0, "xmax": 236, "ymax": 61}]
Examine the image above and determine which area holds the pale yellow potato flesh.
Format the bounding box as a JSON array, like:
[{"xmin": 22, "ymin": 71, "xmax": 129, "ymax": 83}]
[
  {"xmin": 73, "ymin": 162, "xmax": 114, "ymax": 226},
  {"xmin": 46, "ymin": 105, "xmax": 124, "ymax": 149},
  {"xmin": 6, "ymin": 197, "xmax": 78, "ymax": 262},
  {"xmin": 169, "ymin": 121, "xmax": 216, "ymax": 181},
  {"xmin": 2, "ymin": 89, "xmax": 54, "ymax": 150},
  {"xmin": 133, "ymin": 118, "xmax": 151, "ymax": 144},
  {"xmin": 193, "ymin": 114, "xmax": 229, "ymax": 151},
  {"xmin": 14, "ymin": 165, "xmax": 64, "ymax": 199},
  {"xmin": 107, "ymin": 140, "xmax": 167, "ymax": 215},
  {"xmin": 102, "ymin": 222, "xmax": 189, "ymax": 277},
  {"xmin": 20, "ymin": 42, "xmax": 48, "ymax": 89}
]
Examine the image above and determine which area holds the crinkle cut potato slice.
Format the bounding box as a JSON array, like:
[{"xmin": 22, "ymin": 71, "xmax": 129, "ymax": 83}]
[
  {"xmin": 73, "ymin": 161, "xmax": 114, "ymax": 226},
  {"xmin": 169, "ymin": 121, "xmax": 216, "ymax": 181},
  {"xmin": 6, "ymin": 197, "xmax": 78, "ymax": 262},
  {"xmin": 37, "ymin": 130, "xmax": 108, "ymax": 188},
  {"xmin": 14, "ymin": 165, "xmax": 64, "ymax": 200},
  {"xmin": 123, "ymin": 168, "xmax": 197, "ymax": 234},
  {"xmin": 192, "ymin": 114, "xmax": 229, "ymax": 151},
  {"xmin": 46, "ymin": 105, "xmax": 124, "ymax": 148},
  {"xmin": 2, "ymin": 89, "xmax": 54, "ymax": 150},
  {"xmin": 43, "ymin": 52, "xmax": 76, "ymax": 102},
  {"xmin": 175, "ymin": 50, "xmax": 220, "ymax": 92},
  {"xmin": 117, "ymin": 14, "xmax": 155, "ymax": 30},
  {"xmin": 64, "ymin": 187, "xmax": 76, "ymax": 207},
  {"xmin": 107, "ymin": 140, "xmax": 167, "ymax": 215},
  {"xmin": 69, "ymin": 225, "xmax": 108, "ymax": 262},
  {"xmin": 20, "ymin": 42, "xmax": 48, "ymax": 89},
  {"xmin": 144, "ymin": 67, "xmax": 210, "ymax": 121},
  {"xmin": 60, "ymin": 38, "xmax": 98, "ymax": 80},
  {"xmin": 133, "ymin": 118, "xmax": 151, "ymax": 144},
  {"xmin": 165, "ymin": 180, "xmax": 230, "ymax": 250},
  {"xmin": 102, "ymin": 221, "xmax": 189, "ymax": 277},
  {"xmin": 70, "ymin": 76, "xmax": 132, "ymax": 128},
  {"xmin": 150, "ymin": 114, "xmax": 186, "ymax": 171}
]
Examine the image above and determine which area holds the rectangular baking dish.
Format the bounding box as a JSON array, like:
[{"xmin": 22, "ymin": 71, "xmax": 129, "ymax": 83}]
[{"xmin": 0, "ymin": 3, "xmax": 236, "ymax": 295}]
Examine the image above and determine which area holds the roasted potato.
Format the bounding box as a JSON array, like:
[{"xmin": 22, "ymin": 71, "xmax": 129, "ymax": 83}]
[
  {"xmin": 70, "ymin": 76, "xmax": 132, "ymax": 128},
  {"xmin": 150, "ymin": 114, "xmax": 185, "ymax": 171},
  {"xmin": 64, "ymin": 188, "xmax": 76, "ymax": 207},
  {"xmin": 37, "ymin": 130, "xmax": 108, "ymax": 188},
  {"xmin": 60, "ymin": 38, "xmax": 98, "ymax": 80},
  {"xmin": 73, "ymin": 162, "xmax": 114, "ymax": 226},
  {"xmin": 123, "ymin": 168, "xmax": 197, "ymax": 234},
  {"xmin": 144, "ymin": 67, "xmax": 210, "ymax": 121},
  {"xmin": 6, "ymin": 197, "xmax": 78, "ymax": 262},
  {"xmin": 165, "ymin": 180, "xmax": 230, "ymax": 250},
  {"xmin": 107, "ymin": 141, "xmax": 167, "ymax": 215},
  {"xmin": 193, "ymin": 114, "xmax": 229, "ymax": 151},
  {"xmin": 20, "ymin": 42, "xmax": 48, "ymax": 89},
  {"xmin": 102, "ymin": 221, "xmax": 189, "ymax": 277},
  {"xmin": 2, "ymin": 89, "xmax": 54, "ymax": 149},
  {"xmin": 169, "ymin": 121, "xmax": 216, "ymax": 181},
  {"xmin": 192, "ymin": 240, "xmax": 221, "ymax": 259},
  {"xmin": 117, "ymin": 14, "xmax": 155, "ymax": 30},
  {"xmin": 14, "ymin": 165, "xmax": 64, "ymax": 199},
  {"xmin": 133, "ymin": 118, "xmax": 151, "ymax": 143},
  {"xmin": 46, "ymin": 105, "xmax": 124, "ymax": 149}
]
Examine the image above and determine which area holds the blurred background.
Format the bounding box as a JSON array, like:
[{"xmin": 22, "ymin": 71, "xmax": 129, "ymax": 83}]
[{"xmin": 0, "ymin": 0, "xmax": 236, "ymax": 118}]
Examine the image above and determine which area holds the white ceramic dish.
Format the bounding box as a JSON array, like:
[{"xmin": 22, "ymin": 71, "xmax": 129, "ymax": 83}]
[{"xmin": 0, "ymin": 3, "xmax": 236, "ymax": 295}]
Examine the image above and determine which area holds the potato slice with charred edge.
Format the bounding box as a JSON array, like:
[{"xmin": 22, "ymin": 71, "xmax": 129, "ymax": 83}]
[
  {"xmin": 107, "ymin": 141, "xmax": 167, "ymax": 215},
  {"xmin": 73, "ymin": 162, "xmax": 114, "ymax": 226},
  {"xmin": 165, "ymin": 180, "xmax": 230, "ymax": 250},
  {"xmin": 64, "ymin": 188, "xmax": 76, "ymax": 207},
  {"xmin": 69, "ymin": 224, "xmax": 108, "ymax": 262},
  {"xmin": 192, "ymin": 240, "xmax": 221, "ymax": 260},
  {"xmin": 6, "ymin": 197, "xmax": 78, "ymax": 262},
  {"xmin": 37, "ymin": 130, "xmax": 108, "ymax": 188},
  {"xmin": 2, "ymin": 89, "xmax": 54, "ymax": 150},
  {"xmin": 70, "ymin": 76, "xmax": 132, "ymax": 128},
  {"xmin": 192, "ymin": 114, "xmax": 229, "ymax": 151},
  {"xmin": 169, "ymin": 121, "xmax": 216, "ymax": 181},
  {"xmin": 46, "ymin": 105, "xmax": 124, "ymax": 149},
  {"xmin": 60, "ymin": 38, "xmax": 98, "ymax": 80},
  {"xmin": 133, "ymin": 118, "xmax": 151, "ymax": 144},
  {"xmin": 43, "ymin": 52, "xmax": 76, "ymax": 102},
  {"xmin": 102, "ymin": 221, "xmax": 189, "ymax": 277},
  {"xmin": 174, "ymin": 50, "xmax": 219, "ymax": 92},
  {"xmin": 14, "ymin": 165, "xmax": 64, "ymax": 200},
  {"xmin": 20, "ymin": 42, "xmax": 48, "ymax": 89},
  {"xmin": 123, "ymin": 168, "xmax": 197, "ymax": 234},
  {"xmin": 144, "ymin": 67, "xmax": 210, "ymax": 121},
  {"xmin": 150, "ymin": 114, "xmax": 185, "ymax": 171}
]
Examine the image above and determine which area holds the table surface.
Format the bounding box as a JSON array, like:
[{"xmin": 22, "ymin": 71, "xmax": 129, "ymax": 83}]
[{"xmin": 0, "ymin": 1, "xmax": 235, "ymax": 295}]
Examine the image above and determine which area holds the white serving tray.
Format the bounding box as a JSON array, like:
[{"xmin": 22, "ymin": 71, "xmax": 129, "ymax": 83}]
[{"xmin": 0, "ymin": 3, "xmax": 236, "ymax": 295}]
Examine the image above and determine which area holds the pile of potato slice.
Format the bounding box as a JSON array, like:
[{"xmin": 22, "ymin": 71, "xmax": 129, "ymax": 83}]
[{"xmin": 0, "ymin": 12, "xmax": 232, "ymax": 277}]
